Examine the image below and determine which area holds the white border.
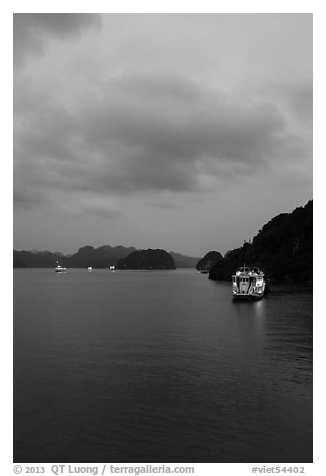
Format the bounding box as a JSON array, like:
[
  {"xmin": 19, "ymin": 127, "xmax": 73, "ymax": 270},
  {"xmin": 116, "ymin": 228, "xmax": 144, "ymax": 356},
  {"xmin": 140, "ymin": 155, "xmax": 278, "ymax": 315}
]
[{"xmin": 4, "ymin": 2, "xmax": 323, "ymax": 475}]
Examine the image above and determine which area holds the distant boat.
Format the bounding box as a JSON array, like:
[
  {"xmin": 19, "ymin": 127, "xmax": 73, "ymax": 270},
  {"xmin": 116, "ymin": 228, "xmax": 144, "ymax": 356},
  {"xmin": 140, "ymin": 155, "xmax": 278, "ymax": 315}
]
[
  {"xmin": 55, "ymin": 261, "xmax": 67, "ymax": 273},
  {"xmin": 232, "ymin": 265, "xmax": 265, "ymax": 300},
  {"xmin": 87, "ymin": 266, "xmax": 93, "ymax": 271},
  {"xmin": 109, "ymin": 265, "xmax": 115, "ymax": 270}
]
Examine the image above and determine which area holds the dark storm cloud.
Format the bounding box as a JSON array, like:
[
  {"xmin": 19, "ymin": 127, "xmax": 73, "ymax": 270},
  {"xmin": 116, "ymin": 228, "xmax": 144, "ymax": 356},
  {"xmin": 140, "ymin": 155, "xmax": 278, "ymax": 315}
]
[
  {"xmin": 14, "ymin": 68, "xmax": 309, "ymax": 209},
  {"xmin": 13, "ymin": 13, "xmax": 101, "ymax": 68}
]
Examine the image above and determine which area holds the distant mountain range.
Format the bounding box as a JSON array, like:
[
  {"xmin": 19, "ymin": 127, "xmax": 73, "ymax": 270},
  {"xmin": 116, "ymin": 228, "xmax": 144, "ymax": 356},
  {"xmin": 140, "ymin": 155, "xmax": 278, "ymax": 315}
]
[
  {"xmin": 209, "ymin": 200, "xmax": 312, "ymax": 283},
  {"xmin": 169, "ymin": 252, "xmax": 199, "ymax": 268},
  {"xmin": 13, "ymin": 245, "xmax": 200, "ymax": 269}
]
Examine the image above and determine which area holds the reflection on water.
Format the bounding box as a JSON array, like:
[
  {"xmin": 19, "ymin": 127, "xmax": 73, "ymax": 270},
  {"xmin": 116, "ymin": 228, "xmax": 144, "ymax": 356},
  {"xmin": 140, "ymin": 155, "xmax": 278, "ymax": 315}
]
[
  {"xmin": 251, "ymin": 298, "xmax": 265, "ymax": 316},
  {"xmin": 14, "ymin": 269, "xmax": 312, "ymax": 463}
]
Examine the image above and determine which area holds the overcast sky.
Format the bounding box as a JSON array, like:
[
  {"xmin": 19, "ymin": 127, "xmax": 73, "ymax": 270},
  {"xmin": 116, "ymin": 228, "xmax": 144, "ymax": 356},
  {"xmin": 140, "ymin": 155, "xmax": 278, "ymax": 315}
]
[{"xmin": 13, "ymin": 13, "xmax": 312, "ymax": 257}]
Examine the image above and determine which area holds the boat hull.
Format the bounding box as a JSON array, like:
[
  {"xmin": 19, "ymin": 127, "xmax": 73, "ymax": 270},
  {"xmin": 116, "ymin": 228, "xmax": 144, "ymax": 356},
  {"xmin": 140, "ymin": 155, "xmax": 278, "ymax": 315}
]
[{"xmin": 233, "ymin": 292, "xmax": 264, "ymax": 301}]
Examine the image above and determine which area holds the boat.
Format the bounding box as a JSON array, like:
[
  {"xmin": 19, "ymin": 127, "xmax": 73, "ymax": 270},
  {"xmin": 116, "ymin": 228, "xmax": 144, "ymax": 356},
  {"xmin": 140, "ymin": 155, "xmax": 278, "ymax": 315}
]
[
  {"xmin": 232, "ymin": 265, "xmax": 265, "ymax": 300},
  {"xmin": 109, "ymin": 265, "xmax": 115, "ymax": 271},
  {"xmin": 87, "ymin": 266, "xmax": 93, "ymax": 271},
  {"xmin": 55, "ymin": 261, "xmax": 67, "ymax": 273}
]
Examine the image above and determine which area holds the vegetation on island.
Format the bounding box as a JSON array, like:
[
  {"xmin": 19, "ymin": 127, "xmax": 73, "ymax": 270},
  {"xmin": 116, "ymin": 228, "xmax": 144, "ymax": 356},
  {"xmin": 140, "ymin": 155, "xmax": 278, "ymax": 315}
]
[{"xmin": 209, "ymin": 200, "xmax": 312, "ymax": 283}]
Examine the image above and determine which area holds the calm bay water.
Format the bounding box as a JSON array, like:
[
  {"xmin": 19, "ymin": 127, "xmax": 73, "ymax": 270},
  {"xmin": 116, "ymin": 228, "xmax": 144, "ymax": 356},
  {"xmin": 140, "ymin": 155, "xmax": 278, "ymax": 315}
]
[{"xmin": 14, "ymin": 269, "xmax": 312, "ymax": 463}]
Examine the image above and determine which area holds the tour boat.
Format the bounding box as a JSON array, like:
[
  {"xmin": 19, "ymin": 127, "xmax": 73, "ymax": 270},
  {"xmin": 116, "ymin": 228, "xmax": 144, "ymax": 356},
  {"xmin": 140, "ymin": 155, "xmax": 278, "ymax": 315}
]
[
  {"xmin": 55, "ymin": 261, "xmax": 67, "ymax": 273},
  {"xmin": 232, "ymin": 265, "xmax": 265, "ymax": 300}
]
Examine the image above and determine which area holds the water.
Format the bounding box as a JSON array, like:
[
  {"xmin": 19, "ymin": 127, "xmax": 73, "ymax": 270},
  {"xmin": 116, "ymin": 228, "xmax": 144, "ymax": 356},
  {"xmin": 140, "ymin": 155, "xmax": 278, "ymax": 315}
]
[{"xmin": 13, "ymin": 269, "xmax": 313, "ymax": 463}]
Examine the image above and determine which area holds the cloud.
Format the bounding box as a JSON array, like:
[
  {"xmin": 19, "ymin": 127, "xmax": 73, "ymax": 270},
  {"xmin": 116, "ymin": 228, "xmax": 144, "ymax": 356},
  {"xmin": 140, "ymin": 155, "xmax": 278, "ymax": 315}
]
[
  {"xmin": 14, "ymin": 67, "xmax": 309, "ymax": 210},
  {"xmin": 13, "ymin": 14, "xmax": 312, "ymax": 223},
  {"xmin": 13, "ymin": 13, "xmax": 101, "ymax": 68},
  {"xmin": 13, "ymin": 186, "xmax": 49, "ymax": 210}
]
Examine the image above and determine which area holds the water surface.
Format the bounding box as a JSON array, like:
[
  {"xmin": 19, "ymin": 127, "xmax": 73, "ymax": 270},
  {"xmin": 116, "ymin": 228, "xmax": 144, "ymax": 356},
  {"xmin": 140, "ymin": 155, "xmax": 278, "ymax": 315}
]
[{"xmin": 14, "ymin": 269, "xmax": 312, "ymax": 463}]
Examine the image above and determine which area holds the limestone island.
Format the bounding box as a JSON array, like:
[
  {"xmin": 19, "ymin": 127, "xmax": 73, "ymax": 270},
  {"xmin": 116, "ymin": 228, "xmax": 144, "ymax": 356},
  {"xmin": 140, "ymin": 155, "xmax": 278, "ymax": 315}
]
[
  {"xmin": 116, "ymin": 249, "xmax": 176, "ymax": 270},
  {"xmin": 196, "ymin": 251, "xmax": 223, "ymax": 273}
]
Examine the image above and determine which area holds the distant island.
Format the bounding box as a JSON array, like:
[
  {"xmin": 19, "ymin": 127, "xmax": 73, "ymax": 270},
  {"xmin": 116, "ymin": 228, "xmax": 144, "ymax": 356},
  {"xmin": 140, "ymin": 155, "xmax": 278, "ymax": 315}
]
[
  {"xmin": 116, "ymin": 249, "xmax": 176, "ymax": 270},
  {"xmin": 13, "ymin": 245, "xmax": 198, "ymax": 269},
  {"xmin": 196, "ymin": 251, "xmax": 223, "ymax": 273},
  {"xmin": 209, "ymin": 200, "xmax": 312, "ymax": 283}
]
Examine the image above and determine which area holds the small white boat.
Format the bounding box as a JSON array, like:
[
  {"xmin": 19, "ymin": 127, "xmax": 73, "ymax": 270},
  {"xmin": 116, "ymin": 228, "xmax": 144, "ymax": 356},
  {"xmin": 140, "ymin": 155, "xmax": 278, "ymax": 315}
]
[
  {"xmin": 87, "ymin": 266, "xmax": 93, "ymax": 271},
  {"xmin": 109, "ymin": 265, "xmax": 115, "ymax": 270},
  {"xmin": 232, "ymin": 265, "xmax": 265, "ymax": 300},
  {"xmin": 55, "ymin": 261, "xmax": 67, "ymax": 273}
]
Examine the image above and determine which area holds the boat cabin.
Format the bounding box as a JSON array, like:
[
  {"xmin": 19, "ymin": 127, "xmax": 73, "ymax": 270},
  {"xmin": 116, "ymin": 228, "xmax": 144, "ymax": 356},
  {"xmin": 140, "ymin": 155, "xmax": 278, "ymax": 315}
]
[{"xmin": 232, "ymin": 265, "xmax": 265, "ymax": 297}]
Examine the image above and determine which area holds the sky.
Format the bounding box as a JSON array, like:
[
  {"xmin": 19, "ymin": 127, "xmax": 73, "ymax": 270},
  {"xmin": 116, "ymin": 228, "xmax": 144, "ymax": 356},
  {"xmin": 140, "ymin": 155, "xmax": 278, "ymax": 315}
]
[{"xmin": 13, "ymin": 13, "xmax": 312, "ymax": 257}]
